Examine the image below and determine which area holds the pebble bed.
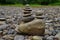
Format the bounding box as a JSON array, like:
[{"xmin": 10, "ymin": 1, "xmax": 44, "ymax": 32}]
[{"xmin": 0, "ymin": 6, "xmax": 60, "ymax": 40}]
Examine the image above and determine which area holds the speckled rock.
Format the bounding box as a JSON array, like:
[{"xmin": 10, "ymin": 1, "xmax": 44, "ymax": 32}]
[{"xmin": 18, "ymin": 19, "xmax": 45, "ymax": 35}]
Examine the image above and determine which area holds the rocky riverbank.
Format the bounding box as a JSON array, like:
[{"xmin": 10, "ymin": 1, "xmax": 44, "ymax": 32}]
[{"xmin": 0, "ymin": 6, "xmax": 60, "ymax": 40}]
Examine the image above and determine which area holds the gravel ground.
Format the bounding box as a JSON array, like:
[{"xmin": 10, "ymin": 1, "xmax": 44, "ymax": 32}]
[{"xmin": 0, "ymin": 6, "xmax": 60, "ymax": 40}]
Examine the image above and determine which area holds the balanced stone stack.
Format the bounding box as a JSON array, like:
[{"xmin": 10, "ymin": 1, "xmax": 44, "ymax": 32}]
[
  {"xmin": 22, "ymin": 4, "xmax": 34, "ymax": 23},
  {"xmin": 0, "ymin": 13, "xmax": 6, "ymax": 25},
  {"xmin": 17, "ymin": 4, "xmax": 45, "ymax": 35},
  {"xmin": 35, "ymin": 10, "xmax": 45, "ymax": 19},
  {"xmin": 0, "ymin": 11, "xmax": 6, "ymax": 21}
]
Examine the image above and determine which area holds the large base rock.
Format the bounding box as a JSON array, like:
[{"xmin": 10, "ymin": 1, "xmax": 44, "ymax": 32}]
[{"xmin": 18, "ymin": 19, "xmax": 45, "ymax": 35}]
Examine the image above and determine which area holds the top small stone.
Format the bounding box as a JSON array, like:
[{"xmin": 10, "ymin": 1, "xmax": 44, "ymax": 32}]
[
  {"xmin": 24, "ymin": 4, "xmax": 32, "ymax": 11},
  {"xmin": 25, "ymin": 4, "xmax": 30, "ymax": 7}
]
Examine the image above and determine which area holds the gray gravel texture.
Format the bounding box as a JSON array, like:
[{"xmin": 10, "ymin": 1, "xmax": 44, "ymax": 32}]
[{"xmin": 0, "ymin": 6, "xmax": 60, "ymax": 40}]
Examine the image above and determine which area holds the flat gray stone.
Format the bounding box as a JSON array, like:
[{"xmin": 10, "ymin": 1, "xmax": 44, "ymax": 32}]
[{"xmin": 14, "ymin": 35, "xmax": 24, "ymax": 40}]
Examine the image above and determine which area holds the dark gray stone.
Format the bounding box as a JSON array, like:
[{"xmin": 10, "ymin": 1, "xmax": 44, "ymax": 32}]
[{"xmin": 0, "ymin": 24, "xmax": 8, "ymax": 30}]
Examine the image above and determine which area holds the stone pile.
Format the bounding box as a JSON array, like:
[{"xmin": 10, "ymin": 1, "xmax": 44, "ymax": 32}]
[
  {"xmin": 22, "ymin": 4, "xmax": 34, "ymax": 23},
  {"xmin": 17, "ymin": 4, "xmax": 45, "ymax": 36},
  {"xmin": 35, "ymin": 10, "xmax": 45, "ymax": 19}
]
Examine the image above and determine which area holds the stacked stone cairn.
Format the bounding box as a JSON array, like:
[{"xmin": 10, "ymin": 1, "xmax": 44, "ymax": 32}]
[
  {"xmin": 17, "ymin": 4, "xmax": 45, "ymax": 36},
  {"xmin": 22, "ymin": 4, "xmax": 34, "ymax": 23},
  {"xmin": 35, "ymin": 10, "xmax": 45, "ymax": 19}
]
